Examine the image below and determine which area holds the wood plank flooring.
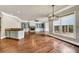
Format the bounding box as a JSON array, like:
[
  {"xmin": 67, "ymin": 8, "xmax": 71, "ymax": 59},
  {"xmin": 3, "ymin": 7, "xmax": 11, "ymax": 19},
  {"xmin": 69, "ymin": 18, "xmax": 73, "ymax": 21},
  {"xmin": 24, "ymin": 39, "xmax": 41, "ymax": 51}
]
[{"xmin": 0, "ymin": 32, "xmax": 79, "ymax": 53}]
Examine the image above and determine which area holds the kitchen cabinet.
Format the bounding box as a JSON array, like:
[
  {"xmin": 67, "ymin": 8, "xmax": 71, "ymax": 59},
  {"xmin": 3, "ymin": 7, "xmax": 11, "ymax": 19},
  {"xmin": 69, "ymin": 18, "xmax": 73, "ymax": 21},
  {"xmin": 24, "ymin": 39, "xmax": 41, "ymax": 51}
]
[{"xmin": 5, "ymin": 28, "xmax": 24, "ymax": 39}]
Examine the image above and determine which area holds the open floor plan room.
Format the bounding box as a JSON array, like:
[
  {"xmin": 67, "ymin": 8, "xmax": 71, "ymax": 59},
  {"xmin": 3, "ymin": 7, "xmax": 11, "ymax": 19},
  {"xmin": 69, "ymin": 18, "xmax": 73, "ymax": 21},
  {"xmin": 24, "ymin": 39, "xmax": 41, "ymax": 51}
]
[{"xmin": 0, "ymin": 5, "xmax": 79, "ymax": 53}]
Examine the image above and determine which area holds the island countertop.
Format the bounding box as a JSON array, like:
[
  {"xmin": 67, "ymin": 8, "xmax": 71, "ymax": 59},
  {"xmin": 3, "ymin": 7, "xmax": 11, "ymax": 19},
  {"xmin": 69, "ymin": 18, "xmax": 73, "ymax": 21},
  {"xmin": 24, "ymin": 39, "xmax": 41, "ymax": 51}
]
[
  {"xmin": 5, "ymin": 28, "xmax": 24, "ymax": 39},
  {"xmin": 5, "ymin": 28, "xmax": 23, "ymax": 31}
]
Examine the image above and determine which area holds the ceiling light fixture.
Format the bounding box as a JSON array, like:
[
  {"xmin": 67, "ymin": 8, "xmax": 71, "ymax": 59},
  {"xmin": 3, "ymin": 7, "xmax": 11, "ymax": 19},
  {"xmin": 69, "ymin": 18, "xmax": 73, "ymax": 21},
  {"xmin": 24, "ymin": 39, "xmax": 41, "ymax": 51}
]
[{"xmin": 48, "ymin": 5, "xmax": 59, "ymax": 20}]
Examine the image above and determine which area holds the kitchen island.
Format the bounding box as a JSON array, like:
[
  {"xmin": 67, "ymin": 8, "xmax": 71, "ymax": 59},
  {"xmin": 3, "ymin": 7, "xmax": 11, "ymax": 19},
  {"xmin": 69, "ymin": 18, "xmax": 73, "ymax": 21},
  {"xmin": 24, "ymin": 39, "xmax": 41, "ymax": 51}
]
[{"xmin": 5, "ymin": 28, "xmax": 24, "ymax": 39}]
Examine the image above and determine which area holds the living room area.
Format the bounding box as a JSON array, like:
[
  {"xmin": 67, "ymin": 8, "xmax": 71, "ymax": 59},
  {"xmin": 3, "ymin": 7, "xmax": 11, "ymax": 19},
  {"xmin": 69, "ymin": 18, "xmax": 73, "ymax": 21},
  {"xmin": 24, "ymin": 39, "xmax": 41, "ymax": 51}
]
[{"xmin": 0, "ymin": 5, "xmax": 79, "ymax": 53}]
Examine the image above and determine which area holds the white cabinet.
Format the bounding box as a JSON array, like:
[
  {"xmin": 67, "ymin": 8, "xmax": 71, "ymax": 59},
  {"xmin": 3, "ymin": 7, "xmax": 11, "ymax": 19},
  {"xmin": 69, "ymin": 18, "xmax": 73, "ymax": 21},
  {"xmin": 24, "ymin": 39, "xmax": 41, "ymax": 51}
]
[{"xmin": 5, "ymin": 30, "xmax": 24, "ymax": 39}]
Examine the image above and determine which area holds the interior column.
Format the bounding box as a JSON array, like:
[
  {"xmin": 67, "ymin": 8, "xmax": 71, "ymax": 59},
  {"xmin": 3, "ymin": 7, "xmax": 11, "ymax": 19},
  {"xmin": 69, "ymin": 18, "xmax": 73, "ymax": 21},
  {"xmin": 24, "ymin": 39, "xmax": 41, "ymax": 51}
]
[
  {"xmin": 75, "ymin": 10, "xmax": 79, "ymax": 42},
  {"xmin": 49, "ymin": 20, "xmax": 53, "ymax": 35}
]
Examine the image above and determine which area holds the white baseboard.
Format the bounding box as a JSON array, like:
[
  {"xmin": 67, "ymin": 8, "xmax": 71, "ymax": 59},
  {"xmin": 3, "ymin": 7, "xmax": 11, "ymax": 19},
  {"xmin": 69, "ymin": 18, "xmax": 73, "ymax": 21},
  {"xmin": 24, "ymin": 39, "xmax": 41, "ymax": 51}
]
[
  {"xmin": 1, "ymin": 36, "xmax": 6, "ymax": 39},
  {"xmin": 48, "ymin": 34, "xmax": 79, "ymax": 46}
]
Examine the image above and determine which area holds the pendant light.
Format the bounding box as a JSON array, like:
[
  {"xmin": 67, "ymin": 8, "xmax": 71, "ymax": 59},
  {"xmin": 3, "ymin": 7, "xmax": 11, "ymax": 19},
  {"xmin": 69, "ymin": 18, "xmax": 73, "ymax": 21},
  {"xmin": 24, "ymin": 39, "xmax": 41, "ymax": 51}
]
[{"xmin": 48, "ymin": 5, "xmax": 59, "ymax": 20}]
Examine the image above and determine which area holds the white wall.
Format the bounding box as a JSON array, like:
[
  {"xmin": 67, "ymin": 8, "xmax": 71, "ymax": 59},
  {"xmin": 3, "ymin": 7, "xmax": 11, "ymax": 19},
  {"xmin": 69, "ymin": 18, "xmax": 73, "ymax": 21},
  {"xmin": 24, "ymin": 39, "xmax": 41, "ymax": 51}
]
[
  {"xmin": 1, "ymin": 12, "xmax": 21, "ymax": 38},
  {"xmin": 29, "ymin": 21, "xmax": 35, "ymax": 27}
]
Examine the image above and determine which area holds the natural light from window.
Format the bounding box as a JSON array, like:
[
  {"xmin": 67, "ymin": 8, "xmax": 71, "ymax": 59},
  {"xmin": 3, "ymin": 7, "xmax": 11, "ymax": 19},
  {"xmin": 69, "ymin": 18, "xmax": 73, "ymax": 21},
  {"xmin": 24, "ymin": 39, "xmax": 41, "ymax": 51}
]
[{"xmin": 53, "ymin": 14, "xmax": 75, "ymax": 38}]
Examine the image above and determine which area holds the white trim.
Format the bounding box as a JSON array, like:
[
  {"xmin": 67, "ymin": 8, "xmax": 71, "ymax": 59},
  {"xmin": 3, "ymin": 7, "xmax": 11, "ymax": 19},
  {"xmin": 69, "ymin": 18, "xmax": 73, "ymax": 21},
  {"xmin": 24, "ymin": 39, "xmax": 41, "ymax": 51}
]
[
  {"xmin": 48, "ymin": 34, "xmax": 79, "ymax": 46},
  {"xmin": 1, "ymin": 12, "xmax": 18, "ymax": 18},
  {"xmin": 1, "ymin": 11, "xmax": 22, "ymax": 22},
  {"xmin": 48, "ymin": 6, "xmax": 75, "ymax": 19},
  {"xmin": 55, "ymin": 5, "xmax": 75, "ymax": 14},
  {"xmin": 1, "ymin": 36, "xmax": 6, "ymax": 39}
]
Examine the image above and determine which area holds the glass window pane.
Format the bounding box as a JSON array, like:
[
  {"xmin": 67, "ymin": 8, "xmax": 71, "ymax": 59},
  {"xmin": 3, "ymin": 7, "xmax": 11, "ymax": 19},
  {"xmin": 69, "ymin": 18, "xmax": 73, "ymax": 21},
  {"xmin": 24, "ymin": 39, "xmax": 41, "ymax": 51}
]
[
  {"xmin": 69, "ymin": 25, "xmax": 73, "ymax": 33},
  {"xmin": 53, "ymin": 14, "xmax": 75, "ymax": 38},
  {"xmin": 54, "ymin": 26, "xmax": 60, "ymax": 33}
]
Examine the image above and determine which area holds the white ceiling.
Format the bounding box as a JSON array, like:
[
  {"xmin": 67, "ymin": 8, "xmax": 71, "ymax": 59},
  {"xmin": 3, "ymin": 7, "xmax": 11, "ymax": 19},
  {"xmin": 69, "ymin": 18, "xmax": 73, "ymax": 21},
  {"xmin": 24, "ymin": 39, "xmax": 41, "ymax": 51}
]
[{"xmin": 0, "ymin": 5, "xmax": 68, "ymax": 21}]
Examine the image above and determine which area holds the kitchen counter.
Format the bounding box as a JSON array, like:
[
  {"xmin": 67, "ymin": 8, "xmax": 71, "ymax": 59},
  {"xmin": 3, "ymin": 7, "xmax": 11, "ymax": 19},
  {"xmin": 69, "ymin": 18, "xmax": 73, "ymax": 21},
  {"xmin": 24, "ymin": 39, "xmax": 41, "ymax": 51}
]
[
  {"xmin": 5, "ymin": 28, "xmax": 24, "ymax": 39},
  {"xmin": 5, "ymin": 28, "xmax": 23, "ymax": 31}
]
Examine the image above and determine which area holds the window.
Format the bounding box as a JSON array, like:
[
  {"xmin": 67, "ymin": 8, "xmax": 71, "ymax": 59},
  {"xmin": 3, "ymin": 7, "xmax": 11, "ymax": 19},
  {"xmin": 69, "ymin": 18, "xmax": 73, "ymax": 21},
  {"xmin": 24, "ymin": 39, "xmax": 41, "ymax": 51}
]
[
  {"xmin": 54, "ymin": 26, "xmax": 60, "ymax": 33},
  {"xmin": 62, "ymin": 25, "xmax": 67, "ymax": 33},
  {"xmin": 36, "ymin": 23, "xmax": 44, "ymax": 28},
  {"xmin": 61, "ymin": 14, "xmax": 75, "ymax": 34},
  {"xmin": 69, "ymin": 25, "xmax": 73, "ymax": 33},
  {"xmin": 53, "ymin": 18, "xmax": 60, "ymax": 33},
  {"xmin": 36, "ymin": 24, "xmax": 39, "ymax": 28},
  {"xmin": 62, "ymin": 25, "xmax": 74, "ymax": 33},
  {"xmin": 41, "ymin": 23, "xmax": 44, "ymax": 28},
  {"xmin": 53, "ymin": 14, "xmax": 75, "ymax": 38}
]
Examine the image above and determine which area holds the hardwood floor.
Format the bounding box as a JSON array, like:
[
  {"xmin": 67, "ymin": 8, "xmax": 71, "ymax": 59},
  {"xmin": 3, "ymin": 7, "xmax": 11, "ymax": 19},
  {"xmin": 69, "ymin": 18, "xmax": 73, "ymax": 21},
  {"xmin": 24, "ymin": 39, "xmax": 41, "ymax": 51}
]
[{"xmin": 0, "ymin": 32, "xmax": 79, "ymax": 53}]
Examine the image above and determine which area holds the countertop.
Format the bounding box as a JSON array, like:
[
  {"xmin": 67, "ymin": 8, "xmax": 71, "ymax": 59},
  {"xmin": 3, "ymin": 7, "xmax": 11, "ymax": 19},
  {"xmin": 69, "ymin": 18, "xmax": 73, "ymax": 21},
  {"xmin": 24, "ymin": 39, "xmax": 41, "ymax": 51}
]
[{"xmin": 5, "ymin": 28, "xmax": 23, "ymax": 31}]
